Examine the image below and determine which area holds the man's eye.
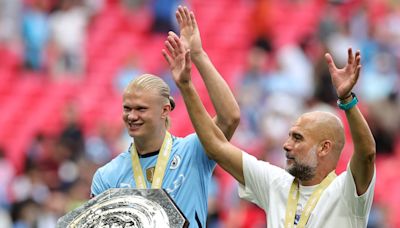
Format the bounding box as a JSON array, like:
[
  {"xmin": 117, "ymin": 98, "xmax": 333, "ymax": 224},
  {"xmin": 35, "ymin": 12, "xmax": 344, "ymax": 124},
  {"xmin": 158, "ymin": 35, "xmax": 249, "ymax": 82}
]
[{"xmin": 293, "ymin": 135, "xmax": 302, "ymax": 141}]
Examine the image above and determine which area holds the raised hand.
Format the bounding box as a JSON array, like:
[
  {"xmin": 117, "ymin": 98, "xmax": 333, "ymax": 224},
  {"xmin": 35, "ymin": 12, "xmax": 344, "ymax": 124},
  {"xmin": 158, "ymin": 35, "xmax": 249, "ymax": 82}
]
[
  {"xmin": 325, "ymin": 48, "xmax": 362, "ymax": 99},
  {"xmin": 176, "ymin": 5, "xmax": 203, "ymax": 56},
  {"xmin": 162, "ymin": 32, "xmax": 192, "ymax": 85}
]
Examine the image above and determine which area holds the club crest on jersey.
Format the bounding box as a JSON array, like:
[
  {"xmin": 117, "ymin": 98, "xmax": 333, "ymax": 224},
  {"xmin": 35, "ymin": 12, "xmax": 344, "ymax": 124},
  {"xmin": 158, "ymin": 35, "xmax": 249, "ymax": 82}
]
[
  {"xmin": 146, "ymin": 167, "xmax": 155, "ymax": 183},
  {"xmin": 170, "ymin": 154, "xmax": 181, "ymax": 170}
]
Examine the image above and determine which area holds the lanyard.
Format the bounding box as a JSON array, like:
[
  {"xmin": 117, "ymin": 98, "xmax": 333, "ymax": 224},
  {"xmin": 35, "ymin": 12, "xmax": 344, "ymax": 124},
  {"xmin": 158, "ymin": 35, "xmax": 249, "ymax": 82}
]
[
  {"xmin": 130, "ymin": 131, "xmax": 173, "ymax": 189},
  {"xmin": 285, "ymin": 172, "xmax": 336, "ymax": 228}
]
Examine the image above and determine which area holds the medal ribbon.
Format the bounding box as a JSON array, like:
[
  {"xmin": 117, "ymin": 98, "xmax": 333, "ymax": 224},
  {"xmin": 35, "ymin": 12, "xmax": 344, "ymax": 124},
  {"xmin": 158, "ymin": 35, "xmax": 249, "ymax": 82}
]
[
  {"xmin": 285, "ymin": 172, "xmax": 336, "ymax": 228},
  {"xmin": 130, "ymin": 131, "xmax": 173, "ymax": 189}
]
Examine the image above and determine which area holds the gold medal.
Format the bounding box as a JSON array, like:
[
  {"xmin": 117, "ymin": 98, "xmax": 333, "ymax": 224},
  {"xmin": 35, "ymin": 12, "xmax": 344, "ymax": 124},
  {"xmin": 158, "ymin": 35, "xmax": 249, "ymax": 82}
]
[{"xmin": 146, "ymin": 167, "xmax": 155, "ymax": 183}]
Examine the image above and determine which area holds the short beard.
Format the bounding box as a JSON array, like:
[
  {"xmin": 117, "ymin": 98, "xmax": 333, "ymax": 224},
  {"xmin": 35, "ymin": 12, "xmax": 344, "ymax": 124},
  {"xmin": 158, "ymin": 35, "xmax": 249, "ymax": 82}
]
[{"xmin": 287, "ymin": 164, "xmax": 316, "ymax": 181}]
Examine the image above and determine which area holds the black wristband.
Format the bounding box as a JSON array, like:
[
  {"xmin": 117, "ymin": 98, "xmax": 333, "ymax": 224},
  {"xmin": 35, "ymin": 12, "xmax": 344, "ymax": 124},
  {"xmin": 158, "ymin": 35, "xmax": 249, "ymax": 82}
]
[{"xmin": 338, "ymin": 93, "xmax": 352, "ymax": 100}]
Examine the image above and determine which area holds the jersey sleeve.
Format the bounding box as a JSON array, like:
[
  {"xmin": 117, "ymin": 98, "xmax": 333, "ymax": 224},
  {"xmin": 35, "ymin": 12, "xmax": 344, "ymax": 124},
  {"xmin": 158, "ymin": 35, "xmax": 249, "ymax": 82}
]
[
  {"xmin": 91, "ymin": 168, "xmax": 107, "ymax": 197},
  {"xmin": 342, "ymin": 163, "xmax": 376, "ymax": 217},
  {"xmin": 187, "ymin": 133, "xmax": 216, "ymax": 173}
]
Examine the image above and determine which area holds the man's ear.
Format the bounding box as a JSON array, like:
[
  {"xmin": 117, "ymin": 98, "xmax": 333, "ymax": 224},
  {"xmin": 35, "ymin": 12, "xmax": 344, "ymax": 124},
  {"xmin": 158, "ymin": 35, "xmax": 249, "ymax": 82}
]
[
  {"xmin": 318, "ymin": 140, "xmax": 332, "ymax": 157},
  {"xmin": 161, "ymin": 104, "xmax": 171, "ymax": 118}
]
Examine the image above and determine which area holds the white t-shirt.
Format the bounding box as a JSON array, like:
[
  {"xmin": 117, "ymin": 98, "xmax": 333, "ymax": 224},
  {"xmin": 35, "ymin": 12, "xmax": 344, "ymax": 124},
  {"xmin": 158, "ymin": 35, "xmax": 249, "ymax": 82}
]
[{"xmin": 239, "ymin": 152, "xmax": 376, "ymax": 228}]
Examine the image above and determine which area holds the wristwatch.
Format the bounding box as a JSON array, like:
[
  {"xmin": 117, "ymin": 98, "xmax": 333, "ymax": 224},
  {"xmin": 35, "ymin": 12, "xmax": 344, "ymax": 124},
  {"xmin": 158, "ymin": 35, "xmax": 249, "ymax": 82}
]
[{"xmin": 337, "ymin": 92, "xmax": 358, "ymax": 111}]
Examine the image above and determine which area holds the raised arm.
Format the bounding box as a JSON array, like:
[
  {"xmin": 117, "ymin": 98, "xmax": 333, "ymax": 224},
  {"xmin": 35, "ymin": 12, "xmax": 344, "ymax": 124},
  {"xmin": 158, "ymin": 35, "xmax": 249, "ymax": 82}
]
[
  {"xmin": 162, "ymin": 34, "xmax": 245, "ymax": 185},
  {"xmin": 174, "ymin": 6, "xmax": 240, "ymax": 140},
  {"xmin": 325, "ymin": 48, "xmax": 376, "ymax": 195}
]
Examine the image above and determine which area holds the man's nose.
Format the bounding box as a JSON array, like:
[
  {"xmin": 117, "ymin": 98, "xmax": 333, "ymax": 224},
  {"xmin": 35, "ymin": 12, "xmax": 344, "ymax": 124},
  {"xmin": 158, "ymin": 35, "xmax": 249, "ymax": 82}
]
[
  {"xmin": 127, "ymin": 111, "xmax": 138, "ymax": 121},
  {"xmin": 283, "ymin": 140, "xmax": 291, "ymax": 152}
]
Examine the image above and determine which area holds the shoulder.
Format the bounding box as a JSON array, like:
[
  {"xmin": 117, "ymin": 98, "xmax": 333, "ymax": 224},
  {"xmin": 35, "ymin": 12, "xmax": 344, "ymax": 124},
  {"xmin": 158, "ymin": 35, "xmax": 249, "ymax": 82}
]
[
  {"xmin": 171, "ymin": 133, "xmax": 203, "ymax": 149},
  {"xmin": 239, "ymin": 152, "xmax": 291, "ymax": 209},
  {"xmin": 96, "ymin": 151, "xmax": 131, "ymax": 176},
  {"xmin": 242, "ymin": 152, "xmax": 291, "ymax": 185},
  {"xmin": 172, "ymin": 133, "xmax": 199, "ymax": 143},
  {"xmin": 171, "ymin": 133, "xmax": 215, "ymax": 167},
  {"xmin": 91, "ymin": 151, "xmax": 131, "ymax": 195},
  {"xmin": 242, "ymin": 153, "xmax": 288, "ymax": 174},
  {"xmin": 334, "ymin": 164, "xmax": 376, "ymax": 194}
]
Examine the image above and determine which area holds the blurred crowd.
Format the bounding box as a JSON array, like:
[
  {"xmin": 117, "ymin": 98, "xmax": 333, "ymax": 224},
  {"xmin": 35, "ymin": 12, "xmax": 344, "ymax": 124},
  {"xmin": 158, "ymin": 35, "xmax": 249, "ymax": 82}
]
[{"xmin": 0, "ymin": 0, "xmax": 399, "ymax": 227}]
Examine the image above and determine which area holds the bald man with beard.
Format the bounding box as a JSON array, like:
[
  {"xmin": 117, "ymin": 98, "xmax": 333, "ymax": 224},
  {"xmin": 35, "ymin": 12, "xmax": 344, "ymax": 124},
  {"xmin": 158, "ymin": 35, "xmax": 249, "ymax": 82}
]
[
  {"xmin": 283, "ymin": 111, "xmax": 346, "ymax": 185},
  {"xmin": 164, "ymin": 37, "xmax": 376, "ymax": 228}
]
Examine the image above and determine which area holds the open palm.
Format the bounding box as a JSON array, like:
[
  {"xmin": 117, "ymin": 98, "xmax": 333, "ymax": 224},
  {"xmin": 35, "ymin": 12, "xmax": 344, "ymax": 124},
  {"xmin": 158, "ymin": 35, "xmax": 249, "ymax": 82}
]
[
  {"xmin": 162, "ymin": 34, "xmax": 192, "ymax": 85},
  {"xmin": 176, "ymin": 6, "xmax": 202, "ymax": 55},
  {"xmin": 325, "ymin": 48, "xmax": 361, "ymax": 99}
]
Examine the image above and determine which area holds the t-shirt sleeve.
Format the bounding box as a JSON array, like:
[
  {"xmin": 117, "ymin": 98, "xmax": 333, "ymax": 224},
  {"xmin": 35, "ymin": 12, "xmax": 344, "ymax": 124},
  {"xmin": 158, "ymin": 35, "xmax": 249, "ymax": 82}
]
[
  {"xmin": 342, "ymin": 163, "xmax": 376, "ymax": 217},
  {"xmin": 238, "ymin": 152, "xmax": 288, "ymax": 210},
  {"xmin": 91, "ymin": 169, "xmax": 107, "ymax": 197}
]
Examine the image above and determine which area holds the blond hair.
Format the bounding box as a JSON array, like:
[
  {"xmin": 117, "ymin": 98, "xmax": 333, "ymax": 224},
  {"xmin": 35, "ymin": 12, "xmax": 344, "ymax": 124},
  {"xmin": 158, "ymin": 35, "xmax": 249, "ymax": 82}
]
[{"xmin": 126, "ymin": 74, "xmax": 175, "ymax": 128}]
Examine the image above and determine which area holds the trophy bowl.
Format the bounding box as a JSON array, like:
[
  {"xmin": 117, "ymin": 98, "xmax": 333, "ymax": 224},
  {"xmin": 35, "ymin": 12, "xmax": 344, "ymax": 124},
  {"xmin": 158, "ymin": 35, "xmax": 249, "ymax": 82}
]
[{"xmin": 56, "ymin": 188, "xmax": 189, "ymax": 228}]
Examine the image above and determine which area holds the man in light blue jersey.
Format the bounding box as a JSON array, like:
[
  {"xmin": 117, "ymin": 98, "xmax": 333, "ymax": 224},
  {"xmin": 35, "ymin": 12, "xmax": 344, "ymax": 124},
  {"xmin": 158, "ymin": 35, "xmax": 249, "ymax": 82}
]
[{"xmin": 91, "ymin": 6, "xmax": 240, "ymax": 228}]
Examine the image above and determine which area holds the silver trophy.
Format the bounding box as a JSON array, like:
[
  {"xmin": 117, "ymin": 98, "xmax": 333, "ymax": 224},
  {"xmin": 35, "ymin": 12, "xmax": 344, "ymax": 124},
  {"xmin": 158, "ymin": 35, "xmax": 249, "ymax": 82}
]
[{"xmin": 56, "ymin": 188, "xmax": 189, "ymax": 228}]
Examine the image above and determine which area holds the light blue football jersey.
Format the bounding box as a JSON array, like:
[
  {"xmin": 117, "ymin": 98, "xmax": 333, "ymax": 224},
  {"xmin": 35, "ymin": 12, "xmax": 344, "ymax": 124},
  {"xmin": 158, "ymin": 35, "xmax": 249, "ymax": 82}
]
[{"xmin": 91, "ymin": 133, "xmax": 216, "ymax": 228}]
